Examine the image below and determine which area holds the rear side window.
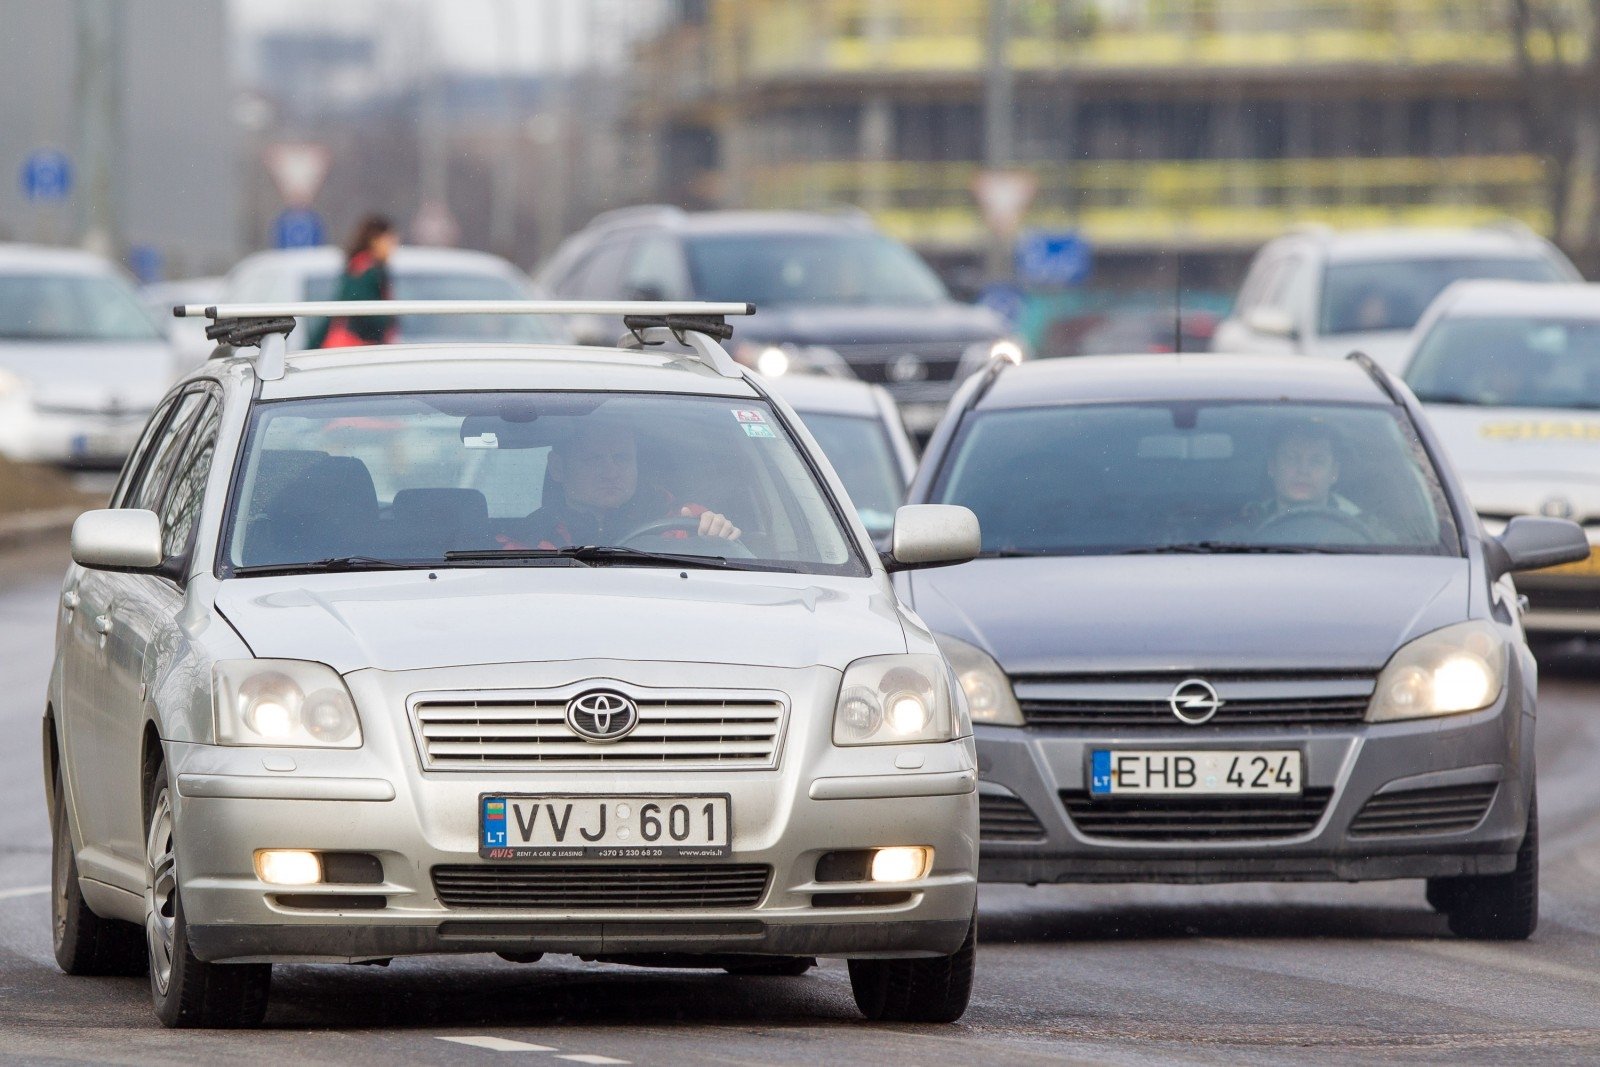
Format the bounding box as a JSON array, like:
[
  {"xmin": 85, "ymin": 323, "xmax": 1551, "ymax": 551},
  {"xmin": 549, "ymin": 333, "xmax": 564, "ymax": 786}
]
[
  {"xmin": 159, "ymin": 397, "xmax": 222, "ymax": 561},
  {"xmin": 126, "ymin": 391, "xmax": 206, "ymax": 513}
]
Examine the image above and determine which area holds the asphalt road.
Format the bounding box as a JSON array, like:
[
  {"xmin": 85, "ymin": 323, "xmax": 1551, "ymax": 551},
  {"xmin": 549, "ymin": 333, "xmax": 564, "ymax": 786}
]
[{"xmin": 5, "ymin": 539, "xmax": 1600, "ymax": 1065}]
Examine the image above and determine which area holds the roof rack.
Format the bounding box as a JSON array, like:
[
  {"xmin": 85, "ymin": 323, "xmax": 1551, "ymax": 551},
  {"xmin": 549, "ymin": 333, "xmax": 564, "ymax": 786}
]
[{"xmin": 174, "ymin": 300, "xmax": 755, "ymax": 381}]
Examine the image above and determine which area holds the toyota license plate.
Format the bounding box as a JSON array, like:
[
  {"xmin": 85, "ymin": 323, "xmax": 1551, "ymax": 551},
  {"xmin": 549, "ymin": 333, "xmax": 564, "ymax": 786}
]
[
  {"xmin": 479, "ymin": 795, "xmax": 731, "ymax": 860},
  {"xmin": 1090, "ymin": 750, "xmax": 1302, "ymax": 796}
]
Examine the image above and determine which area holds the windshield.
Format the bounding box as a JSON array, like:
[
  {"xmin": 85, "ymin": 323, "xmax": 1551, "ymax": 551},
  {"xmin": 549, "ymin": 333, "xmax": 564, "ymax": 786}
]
[
  {"xmin": 223, "ymin": 392, "xmax": 863, "ymax": 576},
  {"xmin": 303, "ymin": 271, "xmax": 568, "ymax": 342},
  {"xmin": 685, "ymin": 233, "xmax": 949, "ymax": 307},
  {"xmin": 1406, "ymin": 315, "xmax": 1600, "ymax": 410},
  {"xmin": 933, "ymin": 401, "xmax": 1458, "ymax": 557},
  {"xmin": 0, "ymin": 272, "xmax": 162, "ymax": 341},
  {"xmin": 799, "ymin": 412, "xmax": 906, "ymax": 540},
  {"xmin": 1319, "ymin": 257, "xmax": 1564, "ymax": 336}
]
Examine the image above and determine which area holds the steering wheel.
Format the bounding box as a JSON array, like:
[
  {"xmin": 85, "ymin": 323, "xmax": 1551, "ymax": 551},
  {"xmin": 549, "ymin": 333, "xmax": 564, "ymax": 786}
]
[
  {"xmin": 619, "ymin": 517, "xmax": 756, "ymax": 559},
  {"xmin": 1251, "ymin": 507, "xmax": 1373, "ymax": 545}
]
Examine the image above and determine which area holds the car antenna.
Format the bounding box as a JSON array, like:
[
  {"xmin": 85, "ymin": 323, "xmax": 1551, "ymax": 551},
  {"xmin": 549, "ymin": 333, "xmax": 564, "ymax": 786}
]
[{"xmin": 1172, "ymin": 248, "xmax": 1182, "ymax": 354}]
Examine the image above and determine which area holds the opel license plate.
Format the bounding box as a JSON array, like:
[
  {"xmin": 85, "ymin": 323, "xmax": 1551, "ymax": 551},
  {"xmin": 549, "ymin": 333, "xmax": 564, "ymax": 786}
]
[
  {"xmin": 479, "ymin": 794, "xmax": 731, "ymax": 860},
  {"xmin": 1090, "ymin": 750, "xmax": 1302, "ymax": 796}
]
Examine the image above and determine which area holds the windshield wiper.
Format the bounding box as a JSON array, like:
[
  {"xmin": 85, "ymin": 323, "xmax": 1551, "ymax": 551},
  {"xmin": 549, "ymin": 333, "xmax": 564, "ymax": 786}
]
[
  {"xmin": 231, "ymin": 555, "xmax": 416, "ymax": 577},
  {"xmin": 1120, "ymin": 541, "xmax": 1337, "ymax": 555},
  {"xmin": 444, "ymin": 545, "xmax": 732, "ymax": 569}
]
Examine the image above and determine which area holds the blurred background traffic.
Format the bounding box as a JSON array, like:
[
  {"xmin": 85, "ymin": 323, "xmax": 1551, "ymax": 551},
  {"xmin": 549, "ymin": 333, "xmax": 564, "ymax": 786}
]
[{"xmin": 3, "ymin": 0, "xmax": 1600, "ymax": 517}]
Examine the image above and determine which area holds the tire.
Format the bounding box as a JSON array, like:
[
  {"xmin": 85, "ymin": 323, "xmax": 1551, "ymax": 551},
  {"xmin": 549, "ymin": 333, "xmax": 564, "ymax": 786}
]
[
  {"xmin": 723, "ymin": 956, "xmax": 816, "ymax": 977},
  {"xmin": 1423, "ymin": 877, "xmax": 1461, "ymax": 914},
  {"xmin": 847, "ymin": 913, "xmax": 975, "ymax": 1023},
  {"xmin": 50, "ymin": 772, "xmax": 146, "ymax": 976},
  {"xmin": 144, "ymin": 765, "xmax": 272, "ymax": 1028},
  {"xmin": 1443, "ymin": 794, "xmax": 1538, "ymax": 941}
]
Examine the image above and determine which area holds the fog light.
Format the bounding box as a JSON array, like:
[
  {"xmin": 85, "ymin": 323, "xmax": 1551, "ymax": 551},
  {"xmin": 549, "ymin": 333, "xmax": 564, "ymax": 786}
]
[
  {"xmin": 255, "ymin": 849, "xmax": 322, "ymax": 886},
  {"xmin": 869, "ymin": 846, "xmax": 931, "ymax": 883}
]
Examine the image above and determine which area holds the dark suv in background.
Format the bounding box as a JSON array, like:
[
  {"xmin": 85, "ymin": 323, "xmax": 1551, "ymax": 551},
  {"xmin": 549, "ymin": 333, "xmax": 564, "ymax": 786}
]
[{"xmin": 536, "ymin": 207, "xmax": 1019, "ymax": 436}]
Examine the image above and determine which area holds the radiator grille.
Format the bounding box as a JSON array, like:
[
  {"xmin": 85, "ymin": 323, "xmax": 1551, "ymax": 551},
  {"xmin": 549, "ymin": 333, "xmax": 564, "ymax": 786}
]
[
  {"xmin": 432, "ymin": 864, "xmax": 772, "ymax": 910},
  {"xmin": 979, "ymin": 793, "xmax": 1048, "ymax": 842},
  {"xmin": 1060, "ymin": 789, "xmax": 1333, "ymax": 841},
  {"xmin": 1348, "ymin": 783, "xmax": 1498, "ymax": 838},
  {"xmin": 412, "ymin": 690, "xmax": 785, "ymax": 771},
  {"xmin": 1016, "ymin": 672, "xmax": 1374, "ymax": 729},
  {"xmin": 832, "ymin": 339, "xmax": 971, "ymax": 386}
]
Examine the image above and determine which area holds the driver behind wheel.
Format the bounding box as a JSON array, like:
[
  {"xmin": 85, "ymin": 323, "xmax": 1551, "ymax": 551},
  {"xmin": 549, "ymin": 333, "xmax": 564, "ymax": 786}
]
[
  {"xmin": 1241, "ymin": 421, "xmax": 1373, "ymax": 535},
  {"xmin": 518, "ymin": 421, "xmax": 741, "ymax": 548}
]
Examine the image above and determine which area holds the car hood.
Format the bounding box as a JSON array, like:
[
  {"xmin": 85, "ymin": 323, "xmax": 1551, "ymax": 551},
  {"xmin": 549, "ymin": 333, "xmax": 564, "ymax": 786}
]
[
  {"xmin": 0, "ymin": 339, "xmax": 176, "ymax": 410},
  {"xmin": 1423, "ymin": 404, "xmax": 1600, "ymax": 521},
  {"xmin": 216, "ymin": 566, "xmax": 906, "ymax": 675},
  {"xmin": 1309, "ymin": 330, "xmax": 1410, "ymax": 371},
  {"xmin": 906, "ymin": 555, "xmax": 1469, "ymax": 674},
  {"xmin": 744, "ymin": 302, "xmax": 1004, "ymax": 348}
]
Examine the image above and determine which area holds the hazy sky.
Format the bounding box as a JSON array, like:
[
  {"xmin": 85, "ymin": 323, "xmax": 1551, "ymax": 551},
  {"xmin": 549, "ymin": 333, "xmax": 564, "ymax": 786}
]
[{"xmin": 231, "ymin": 0, "xmax": 668, "ymax": 74}]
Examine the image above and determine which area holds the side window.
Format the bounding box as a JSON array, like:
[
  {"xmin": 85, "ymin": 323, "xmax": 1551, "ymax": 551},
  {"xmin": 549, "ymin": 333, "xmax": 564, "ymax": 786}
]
[
  {"xmin": 570, "ymin": 237, "xmax": 637, "ymax": 298},
  {"xmin": 159, "ymin": 396, "xmax": 221, "ymax": 561},
  {"xmin": 111, "ymin": 395, "xmax": 181, "ymax": 508},
  {"xmin": 129, "ymin": 391, "xmax": 205, "ymax": 514},
  {"xmin": 624, "ymin": 235, "xmax": 690, "ymax": 300}
]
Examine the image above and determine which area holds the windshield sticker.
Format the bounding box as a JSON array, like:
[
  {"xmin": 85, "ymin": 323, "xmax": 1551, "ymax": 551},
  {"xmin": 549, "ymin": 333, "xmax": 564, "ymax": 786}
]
[
  {"xmin": 742, "ymin": 423, "xmax": 776, "ymax": 439},
  {"xmin": 732, "ymin": 408, "xmax": 767, "ymax": 424},
  {"xmin": 1479, "ymin": 421, "xmax": 1600, "ymax": 442}
]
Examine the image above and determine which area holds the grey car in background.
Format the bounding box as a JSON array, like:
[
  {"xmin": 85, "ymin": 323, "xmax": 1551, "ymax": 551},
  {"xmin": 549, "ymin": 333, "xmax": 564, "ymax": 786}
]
[
  {"xmin": 904, "ymin": 351, "xmax": 1588, "ymax": 939},
  {"xmin": 1403, "ymin": 281, "xmax": 1600, "ymax": 633},
  {"xmin": 1213, "ymin": 225, "xmax": 1580, "ymax": 371},
  {"xmin": 0, "ymin": 244, "xmax": 180, "ymax": 467}
]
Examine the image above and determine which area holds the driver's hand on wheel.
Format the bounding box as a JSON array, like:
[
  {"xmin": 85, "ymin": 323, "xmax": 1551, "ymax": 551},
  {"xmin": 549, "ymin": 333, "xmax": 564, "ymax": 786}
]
[{"xmin": 686, "ymin": 506, "xmax": 740, "ymax": 540}]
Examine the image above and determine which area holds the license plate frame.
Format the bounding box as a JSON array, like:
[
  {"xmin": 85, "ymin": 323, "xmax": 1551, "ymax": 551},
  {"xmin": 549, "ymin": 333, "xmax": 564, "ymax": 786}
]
[
  {"xmin": 479, "ymin": 793, "xmax": 733, "ymax": 860},
  {"xmin": 1088, "ymin": 750, "xmax": 1304, "ymax": 797}
]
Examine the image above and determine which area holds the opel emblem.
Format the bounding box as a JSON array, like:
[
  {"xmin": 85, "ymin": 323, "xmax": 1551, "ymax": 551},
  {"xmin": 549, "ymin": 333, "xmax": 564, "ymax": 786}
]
[
  {"xmin": 888, "ymin": 353, "xmax": 928, "ymax": 383},
  {"xmin": 1541, "ymin": 496, "xmax": 1575, "ymax": 520},
  {"xmin": 565, "ymin": 690, "xmax": 639, "ymax": 743},
  {"xmin": 1169, "ymin": 678, "xmax": 1223, "ymax": 725}
]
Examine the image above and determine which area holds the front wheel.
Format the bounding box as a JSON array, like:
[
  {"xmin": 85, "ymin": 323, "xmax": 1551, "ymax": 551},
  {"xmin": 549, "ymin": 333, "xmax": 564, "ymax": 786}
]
[
  {"xmin": 145, "ymin": 766, "xmax": 272, "ymax": 1028},
  {"xmin": 1439, "ymin": 794, "xmax": 1538, "ymax": 941},
  {"xmin": 847, "ymin": 913, "xmax": 975, "ymax": 1023},
  {"xmin": 51, "ymin": 771, "xmax": 146, "ymax": 976}
]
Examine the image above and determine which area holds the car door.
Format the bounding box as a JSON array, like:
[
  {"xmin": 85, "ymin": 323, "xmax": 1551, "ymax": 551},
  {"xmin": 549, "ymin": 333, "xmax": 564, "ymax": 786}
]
[{"xmin": 62, "ymin": 388, "xmax": 205, "ymax": 890}]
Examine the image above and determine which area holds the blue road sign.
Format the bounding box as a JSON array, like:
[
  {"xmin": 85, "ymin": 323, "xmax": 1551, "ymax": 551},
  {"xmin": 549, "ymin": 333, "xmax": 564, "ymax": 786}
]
[
  {"xmin": 977, "ymin": 283, "xmax": 1027, "ymax": 328},
  {"xmin": 127, "ymin": 245, "xmax": 164, "ymax": 285},
  {"xmin": 273, "ymin": 208, "xmax": 325, "ymax": 249},
  {"xmin": 20, "ymin": 149, "xmax": 73, "ymax": 202},
  {"xmin": 1016, "ymin": 230, "xmax": 1092, "ymax": 288}
]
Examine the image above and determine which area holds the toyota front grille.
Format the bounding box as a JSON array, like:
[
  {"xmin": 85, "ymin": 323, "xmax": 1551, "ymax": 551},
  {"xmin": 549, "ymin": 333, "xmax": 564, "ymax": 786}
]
[{"xmin": 432, "ymin": 863, "xmax": 772, "ymax": 910}]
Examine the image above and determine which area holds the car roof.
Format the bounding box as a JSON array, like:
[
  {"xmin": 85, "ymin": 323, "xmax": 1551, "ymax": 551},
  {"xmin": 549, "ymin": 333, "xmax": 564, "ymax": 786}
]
[
  {"xmin": 763, "ymin": 374, "xmax": 887, "ymax": 417},
  {"xmin": 0, "ymin": 243, "xmax": 124, "ymax": 276},
  {"xmin": 228, "ymin": 245, "xmax": 525, "ymax": 278},
  {"xmin": 245, "ymin": 342, "xmax": 764, "ymax": 402},
  {"xmin": 976, "ymin": 354, "xmax": 1393, "ymax": 409},
  {"xmin": 1301, "ymin": 227, "xmax": 1551, "ymax": 265},
  {"xmin": 593, "ymin": 209, "xmax": 873, "ymax": 239},
  {"xmin": 1427, "ymin": 280, "xmax": 1600, "ymax": 320}
]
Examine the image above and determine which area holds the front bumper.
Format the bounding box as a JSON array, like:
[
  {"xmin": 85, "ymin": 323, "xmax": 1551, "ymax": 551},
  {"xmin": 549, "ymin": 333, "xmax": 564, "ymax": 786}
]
[
  {"xmin": 166, "ymin": 660, "xmax": 978, "ymax": 964},
  {"xmin": 973, "ymin": 686, "xmax": 1532, "ymax": 885},
  {"xmin": 1515, "ymin": 571, "xmax": 1600, "ymax": 633}
]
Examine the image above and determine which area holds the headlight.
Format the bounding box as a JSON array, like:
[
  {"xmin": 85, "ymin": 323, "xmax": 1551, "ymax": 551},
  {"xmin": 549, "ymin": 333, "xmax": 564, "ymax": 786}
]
[
  {"xmin": 733, "ymin": 341, "xmax": 853, "ymax": 379},
  {"xmin": 213, "ymin": 660, "xmax": 363, "ymax": 747},
  {"xmin": 960, "ymin": 337, "xmax": 1029, "ymax": 376},
  {"xmin": 832, "ymin": 653, "xmax": 959, "ymax": 746},
  {"xmin": 935, "ymin": 634, "xmax": 1023, "ymax": 725},
  {"xmin": 1367, "ymin": 621, "xmax": 1507, "ymax": 723},
  {"xmin": 0, "ymin": 368, "xmax": 30, "ymax": 402}
]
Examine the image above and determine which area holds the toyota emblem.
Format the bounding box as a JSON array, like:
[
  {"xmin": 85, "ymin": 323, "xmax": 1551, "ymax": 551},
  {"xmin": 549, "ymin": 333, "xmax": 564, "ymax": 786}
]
[
  {"xmin": 888, "ymin": 353, "xmax": 928, "ymax": 383},
  {"xmin": 565, "ymin": 690, "xmax": 640, "ymax": 742},
  {"xmin": 1168, "ymin": 678, "xmax": 1223, "ymax": 725}
]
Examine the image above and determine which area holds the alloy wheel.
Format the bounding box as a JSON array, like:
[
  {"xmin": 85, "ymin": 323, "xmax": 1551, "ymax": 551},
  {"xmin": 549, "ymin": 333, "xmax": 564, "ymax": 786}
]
[{"xmin": 144, "ymin": 787, "xmax": 178, "ymax": 995}]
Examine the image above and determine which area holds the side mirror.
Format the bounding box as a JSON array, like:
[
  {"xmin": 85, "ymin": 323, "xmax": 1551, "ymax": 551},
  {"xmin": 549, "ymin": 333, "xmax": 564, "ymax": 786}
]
[
  {"xmin": 883, "ymin": 504, "xmax": 980, "ymax": 572},
  {"xmin": 1485, "ymin": 515, "xmax": 1591, "ymax": 581},
  {"xmin": 71, "ymin": 509, "xmax": 163, "ymax": 573},
  {"xmin": 1245, "ymin": 306, "xmax": 1298, "ymax": 341}
]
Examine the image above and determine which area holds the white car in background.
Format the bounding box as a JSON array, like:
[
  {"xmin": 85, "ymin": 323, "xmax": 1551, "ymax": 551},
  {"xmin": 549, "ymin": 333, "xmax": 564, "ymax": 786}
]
[
  {"xmin": 768, "ymin": 375, "xmax": 916, "ymax": 543},
  {"xmin": 1402, "ymin": 280, "xmax": 1600, "ymax": 632},
  {"xmin": 1214, "ymin": 225, "xmax": 1580, "ymax": 372},
  {"xmin": 219, "ymin": 246, "xmax": 572, "ymax": 348},
  {"xmin": 0, "ymin": 244, "xmax": 180, "ymax": 467},
  {"xmin": 140, "ymin": 275, "xmax": 224, "ymax": 371}
]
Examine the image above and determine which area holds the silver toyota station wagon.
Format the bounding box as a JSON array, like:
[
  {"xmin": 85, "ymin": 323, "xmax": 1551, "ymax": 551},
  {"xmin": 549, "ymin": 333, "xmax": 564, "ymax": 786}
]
[
  {"xmin": 904, "ymin": 350, "xmax": 1588, "ymax": 941},
  {"xmin": 43, "ymin": 300, "xmax": 981, "ymax": 1028}
]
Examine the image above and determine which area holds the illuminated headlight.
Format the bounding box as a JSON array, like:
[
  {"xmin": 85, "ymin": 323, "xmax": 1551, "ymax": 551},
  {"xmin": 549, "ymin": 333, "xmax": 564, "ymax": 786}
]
[
  {"xmin": 733, "ymin": 341, "xmax": 852, "ymax": 379},
  {"xmin": 961, "ymin": 337, "xmax": 1029, "ymax": 375},
  {"xmin": 756, "ymin": 345, "xmax": 791, "ymax": 377},
  {"xmin": 214, "ymin": 660, "xmax": 362, "ymax": 747},
  {"xmin": 0, "ymin": 368, "xmax": 26, "ymax": 400},
  {"xmin": 1367, "ymin": 621, "xmax": 1507, "ymax": 723},
  {"xmin": 832, "ymin": 653, "xmax": 957, "ymax": 746},
  {"xmin": 988, "ymin": 338, "xmax": 1025, "ymax": 364},
  {"xmin": 935, "ymin": 634, "xmax": 1023, "ymax": 725}
]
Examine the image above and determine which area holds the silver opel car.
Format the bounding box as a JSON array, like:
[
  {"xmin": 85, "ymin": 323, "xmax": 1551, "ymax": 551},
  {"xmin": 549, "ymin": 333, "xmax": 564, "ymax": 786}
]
[
  {"xmin": 905, "ymin": 351, "xmax": 1588, "ymax": 940},
  {"xmin": 44, "ymin": 300, "xmax": 981, "ymax": 1028}
]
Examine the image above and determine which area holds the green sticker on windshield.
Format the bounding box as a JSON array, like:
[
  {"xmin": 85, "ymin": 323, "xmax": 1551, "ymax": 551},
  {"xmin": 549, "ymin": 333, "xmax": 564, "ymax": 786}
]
[{"xmin": 742, "ymin": 423, "xmax": 776, "ymax": 439}]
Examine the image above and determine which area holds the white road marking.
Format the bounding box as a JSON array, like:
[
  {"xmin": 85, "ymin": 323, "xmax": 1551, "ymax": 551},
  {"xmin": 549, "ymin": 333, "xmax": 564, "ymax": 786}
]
[
  {"xmin": 555, "ymin": 1057, "xmax": 629, "ymax": 1065},
  {"xmin": 0, "ymin": 885, "xmax": 49, "ymax": 902},
  {"xmin": 436, "ymin": 1036, "xmax": 558, "ymax": 1053}
]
